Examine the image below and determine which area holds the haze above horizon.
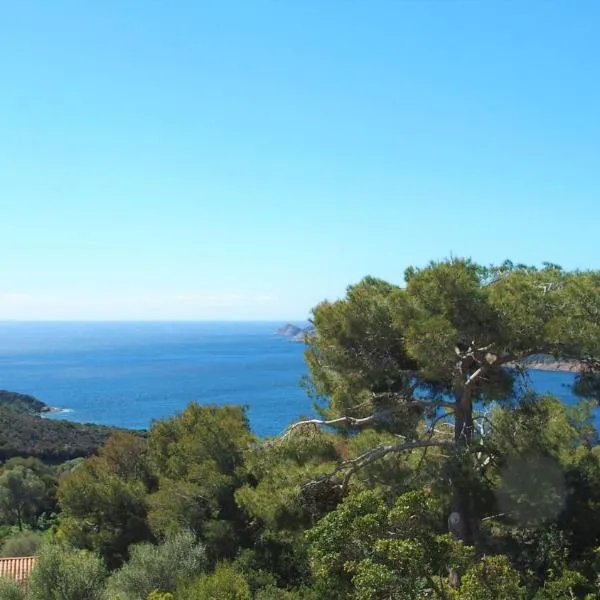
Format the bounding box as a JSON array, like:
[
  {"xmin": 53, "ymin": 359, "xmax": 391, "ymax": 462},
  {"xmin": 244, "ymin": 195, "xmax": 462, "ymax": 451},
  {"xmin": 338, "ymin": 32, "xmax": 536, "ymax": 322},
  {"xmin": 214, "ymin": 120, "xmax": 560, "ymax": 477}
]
[{"xmin": 1, "ymin": 2, "xmax": 599, "ymax": 320}]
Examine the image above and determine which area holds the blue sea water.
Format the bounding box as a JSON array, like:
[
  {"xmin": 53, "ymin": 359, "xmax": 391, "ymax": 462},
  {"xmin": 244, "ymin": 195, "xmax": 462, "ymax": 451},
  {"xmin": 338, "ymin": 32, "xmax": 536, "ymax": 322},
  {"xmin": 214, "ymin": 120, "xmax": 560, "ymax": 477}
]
[
  {"xmin": 0, "ymin": 321, "xmax": 591, "ymax": 437},
  {"xmin": 0, "ymin": 321, "xmax": 311, "ymax": 436}
]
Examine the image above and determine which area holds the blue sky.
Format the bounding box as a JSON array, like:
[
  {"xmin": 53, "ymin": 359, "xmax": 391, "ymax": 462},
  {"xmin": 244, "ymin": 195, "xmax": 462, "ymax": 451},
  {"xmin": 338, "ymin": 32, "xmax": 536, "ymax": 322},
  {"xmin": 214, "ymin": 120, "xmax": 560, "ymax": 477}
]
[{"xmin": 1, "ymin": 1, "xmax": 598, "ymax": 320}]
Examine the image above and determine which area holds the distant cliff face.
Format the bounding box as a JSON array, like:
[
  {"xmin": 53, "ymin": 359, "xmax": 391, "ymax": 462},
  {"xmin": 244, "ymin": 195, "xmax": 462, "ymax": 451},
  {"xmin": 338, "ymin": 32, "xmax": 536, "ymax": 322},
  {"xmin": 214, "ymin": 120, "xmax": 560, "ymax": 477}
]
[{"xmin": 276, "ymin": 324, "xmax": 316, "ymax": 342}]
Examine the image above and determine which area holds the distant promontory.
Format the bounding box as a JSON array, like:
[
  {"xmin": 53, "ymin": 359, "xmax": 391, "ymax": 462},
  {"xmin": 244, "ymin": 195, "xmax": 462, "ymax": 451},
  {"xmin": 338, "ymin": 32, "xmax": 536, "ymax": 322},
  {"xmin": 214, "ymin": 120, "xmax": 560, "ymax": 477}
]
[
  {"xmin": 0, "ymin": 389, "xmax": 56, "ymax": 414},
  {"xmin": 275, "ymin": 323, "xmax": 316, "ymax": 342},
  {"xmin": 0, "ymin": 389, "xmax": 144, "ymax": 462}
]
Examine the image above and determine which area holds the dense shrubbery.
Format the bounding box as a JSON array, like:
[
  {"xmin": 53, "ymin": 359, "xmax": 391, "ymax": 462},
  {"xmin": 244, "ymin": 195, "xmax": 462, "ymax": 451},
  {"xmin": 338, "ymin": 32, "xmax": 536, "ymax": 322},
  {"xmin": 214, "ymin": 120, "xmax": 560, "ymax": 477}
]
[
  {"xmin": 3, "ymin": 404, "xmax": 600, "ymax": 599},
  {"xmin": 106, "ymin": 531, "xmax": 207, "ymax": 599},
  {"xmin": 0, "ymin": 577, "xmax": 24, "ymax": 600},
  {"xmin": 1, "ymin": 259, "xmax": 600, "ymax": 599}
]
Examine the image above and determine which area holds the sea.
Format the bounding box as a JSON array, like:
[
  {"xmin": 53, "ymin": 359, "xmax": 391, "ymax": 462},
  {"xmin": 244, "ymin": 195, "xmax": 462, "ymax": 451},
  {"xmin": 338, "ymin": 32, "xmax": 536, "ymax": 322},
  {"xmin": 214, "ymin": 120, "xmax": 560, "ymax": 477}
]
[{"xmin": 0, "ymin": 321, "xmax": 593, "ymax": 437}]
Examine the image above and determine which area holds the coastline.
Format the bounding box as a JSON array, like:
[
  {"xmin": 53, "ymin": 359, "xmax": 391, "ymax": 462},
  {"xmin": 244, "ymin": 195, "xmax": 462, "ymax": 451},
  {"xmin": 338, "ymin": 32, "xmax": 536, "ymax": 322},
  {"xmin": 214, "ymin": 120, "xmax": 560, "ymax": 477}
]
[
  {"xmin": 514, "ymin": 360, "xmax": 581, "ymax": 373},
  {"xmin": 41, "ymin": 405, "xmax": 68, "ymax": 414}
]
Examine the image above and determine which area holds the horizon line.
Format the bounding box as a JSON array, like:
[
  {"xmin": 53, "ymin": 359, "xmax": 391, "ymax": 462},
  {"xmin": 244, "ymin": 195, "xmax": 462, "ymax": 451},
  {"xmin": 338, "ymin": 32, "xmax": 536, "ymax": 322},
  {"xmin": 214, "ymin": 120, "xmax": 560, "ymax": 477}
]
[{"xmin": 0, "ymin": 318, "xmax": 311, "ymax": 324}]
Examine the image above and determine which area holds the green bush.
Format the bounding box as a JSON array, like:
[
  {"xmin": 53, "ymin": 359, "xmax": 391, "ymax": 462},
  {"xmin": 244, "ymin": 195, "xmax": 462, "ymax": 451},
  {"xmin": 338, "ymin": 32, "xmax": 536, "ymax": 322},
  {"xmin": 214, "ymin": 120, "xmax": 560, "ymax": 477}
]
[
  {"xmin": 0, "ymin": 577, "xmax": 24, "ymax": 600},
  {"xmin": 457, "ymin": 555, "xmax": 526, "ymax": 600},
  {"xmin": 26, "ymin": 542, "xmax": 107, "ymax": 600},
  {"xmin": 0, "ymin": 531, "xmax": 42, "ymax": 557},
  {"xmin": 254, "ymin": 586, "xmax": 320, "ymax": 600},
  {"xmin": 106, "ymin": 530, "xmax": 206, "ymax": 600},
  {"xmin": 533, "ymin": 569, "xmax": 594, "ymax": 599},
  {"xmin": 146, "ymin": 593, "xmax": 174, "ymax": 600},
  {"xmin": 178, "ymin": 563, "xmax": 251, "ymax": 600}
]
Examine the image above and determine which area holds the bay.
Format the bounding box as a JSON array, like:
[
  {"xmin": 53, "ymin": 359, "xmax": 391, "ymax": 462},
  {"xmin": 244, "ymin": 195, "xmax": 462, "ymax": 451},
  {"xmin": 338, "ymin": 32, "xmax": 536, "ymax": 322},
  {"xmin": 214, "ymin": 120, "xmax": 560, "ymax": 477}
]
[{"xmin": 0, "ymin": 321, "xmax": 593, "ymax": 437}]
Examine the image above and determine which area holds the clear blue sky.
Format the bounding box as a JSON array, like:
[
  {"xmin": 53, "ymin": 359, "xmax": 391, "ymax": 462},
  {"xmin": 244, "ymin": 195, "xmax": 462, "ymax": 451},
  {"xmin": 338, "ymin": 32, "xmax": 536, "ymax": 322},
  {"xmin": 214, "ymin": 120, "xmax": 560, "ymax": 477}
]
[{"xmin": 1, "ymin": 1, "xmax": 598, "ymax": 320}]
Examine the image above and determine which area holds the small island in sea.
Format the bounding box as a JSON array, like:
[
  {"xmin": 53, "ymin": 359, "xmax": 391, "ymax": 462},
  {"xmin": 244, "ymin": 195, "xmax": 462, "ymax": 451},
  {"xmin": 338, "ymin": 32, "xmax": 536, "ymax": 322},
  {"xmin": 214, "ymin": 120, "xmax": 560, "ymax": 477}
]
[{"xmin": 275, "ymin": 323, "xmax": 316, "ymax": 342}]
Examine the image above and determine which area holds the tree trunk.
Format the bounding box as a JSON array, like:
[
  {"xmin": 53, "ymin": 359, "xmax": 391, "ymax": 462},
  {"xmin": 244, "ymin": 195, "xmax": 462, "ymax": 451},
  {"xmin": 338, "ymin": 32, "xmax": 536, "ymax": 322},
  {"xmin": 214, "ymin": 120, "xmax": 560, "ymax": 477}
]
[
  {"xmin": 451, "ymin": 388, "xmax": 478, "ymax": 544},
  {"xmin": 454, "ymin": 388, "xmax": 474, "ymax": 446},
  {"xmin": 448, "ymin": 388, "xmax": 478, "ymax": 588}
]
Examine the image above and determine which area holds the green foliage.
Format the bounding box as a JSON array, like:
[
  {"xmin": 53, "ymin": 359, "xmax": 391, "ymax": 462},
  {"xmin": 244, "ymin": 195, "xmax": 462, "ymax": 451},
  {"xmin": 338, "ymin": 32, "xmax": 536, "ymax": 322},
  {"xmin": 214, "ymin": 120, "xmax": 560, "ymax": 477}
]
[
  {"xmin": 147, "ymin": 404, "xmax": 254, "ymax": 563},
  {"xmin": 307, "ymin": 490, "xmax": 472, "ymax": 599},
  {"xmin": 479, "ymin": 396, "xmax": 600, "ymax": 586},
  {"xmin": 484, "ymin": 396, "xmax": 576, "ymax": 527},
  {"xmin": 178, "ymin": 562, "xmax": 251, "ymax": 600},
  {"xmin": 58, "ymin": 455, "xmax": 151, "ymax": 567},
  {"xmin": 234, "ymin": 431, "xmax": 343, "ymax": 588},
  {"xmin": 307, "ymin": 259, "xmax": 600, "ymax": 412},
  {"xmin": 146, "ymin": 593, "xmax": 174, "ymax": 600},
  {"xmin": 303, "ymin": 258, "xmax": 600, "ymax": 562},
  {"xmin": 147, "ymin": 481, "xmax": 209, "ymax": 539},
  {"xmin": 306, "ymin": 277, "xmax": 417, "ymax": 417},
  {"xmin": 147, "ymin": 403, "xmax": 252, "ymax": 489},
  {"xmin": 344, "ymin": 428, "xmax": 436, "ymax": 498},
  {"xmin": 0, "ymin": 530, "xmax": 42, "ymax": 557},
  {"xmin": 106, "ymin": 530, "xmax": 206, "ymax": 600},
  {"xmin": 254, "ymin": 586, "xmax": 320, "ymax": 600},
  {"xmin": 96, "ymin": 431, "xmax": 153, "ymax": 485},
  {"xmin": 231, "ymin": 538, "xmax": 310, "ymax": 593},
  {"xmin": 533, "ymin": 569, "xmax": 594, "ymax": 599},
  {"xmin": 0, "ymin": 466, "xmax": 45, "ymax": 530},
  {"xmin": 456, "ymin": 555, "xmax": 526, "ymax": 600},
  {"xmin": 0, "ymin": 407, "xmax": 138, "ymax": 462},
  {"xmin": 27, "ymin": 542, "xmax": 107, "ymax": 600},
  {"xmin": 0, "ymin": 577, "xmax": 24, "ymax": 600},
  {"xmin": 236, "ymin": 430, "xmax": 341, "ymax": 530}
]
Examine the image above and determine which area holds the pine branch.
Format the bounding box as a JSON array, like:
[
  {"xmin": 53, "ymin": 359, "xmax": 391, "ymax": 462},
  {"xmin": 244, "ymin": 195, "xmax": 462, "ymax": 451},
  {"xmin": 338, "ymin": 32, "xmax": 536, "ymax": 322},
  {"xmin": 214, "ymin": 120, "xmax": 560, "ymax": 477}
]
[{"xmin": 302, "ymin": 438, "xmax": 454, "ymax": 496}]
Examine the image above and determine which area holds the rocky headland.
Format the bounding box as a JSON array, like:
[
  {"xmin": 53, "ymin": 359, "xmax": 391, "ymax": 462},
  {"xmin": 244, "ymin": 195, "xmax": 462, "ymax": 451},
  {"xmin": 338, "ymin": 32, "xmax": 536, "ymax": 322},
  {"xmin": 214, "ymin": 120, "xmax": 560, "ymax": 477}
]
[
  {"xmin": 275, "ymin": 323, "xmax": 316, "ymax": 342},
  {"xmin": 0, "ymin": 389, "xmax": 61, "ymax": 414}
]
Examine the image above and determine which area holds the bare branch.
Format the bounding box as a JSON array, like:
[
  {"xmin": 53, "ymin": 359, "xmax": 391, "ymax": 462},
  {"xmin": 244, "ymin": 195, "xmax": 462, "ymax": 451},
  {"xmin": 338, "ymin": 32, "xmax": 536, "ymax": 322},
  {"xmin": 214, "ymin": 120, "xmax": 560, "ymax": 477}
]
[
  {"xmin": 465, "ymin": 366, "xmax": 486, "ymax": 387},
  {"xmin": 302, "ymin": 438, "xmax": 455, "ymax": 496},
  {"xmin": 283, "ymin": 414, "xmax": 378, "ymax": 437},
  {"xmin": 481, "ymin": 513, "xmax": 507, "ymax": 522},
  {"xmin": 283, "ymin": 395, "xmax": 455, "ymax": 439},
  {"xmin": 477, "ymin": 343, "xmax": 495, "ymax": 353}
]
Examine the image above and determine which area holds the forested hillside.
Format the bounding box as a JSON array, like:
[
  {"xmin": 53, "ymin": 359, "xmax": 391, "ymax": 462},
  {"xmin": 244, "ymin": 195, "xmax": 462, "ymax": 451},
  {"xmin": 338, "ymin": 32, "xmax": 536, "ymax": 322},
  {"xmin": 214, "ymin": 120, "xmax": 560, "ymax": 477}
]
[
  {"xmin": 0, "ymin": 391, "xmax": 48, "ymax": 415},
  {"xmin": 1, "ymin": 259, "xmax": 600, "ymax": 599},
  {"xmin": 0, "ymin": 407, "xmax": 139, "ymax": 462}
]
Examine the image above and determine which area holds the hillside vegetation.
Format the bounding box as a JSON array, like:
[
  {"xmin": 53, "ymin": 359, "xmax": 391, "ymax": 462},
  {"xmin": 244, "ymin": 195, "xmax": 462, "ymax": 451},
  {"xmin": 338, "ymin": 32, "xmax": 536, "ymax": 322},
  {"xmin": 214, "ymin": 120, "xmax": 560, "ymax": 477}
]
[
  {"xmin": 0, "ymin": 391, "xmax": 48, "ymax": 415},
  {"xmin": 0, "ymin": 407, "xmax": 139, "ymax": 462}
]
